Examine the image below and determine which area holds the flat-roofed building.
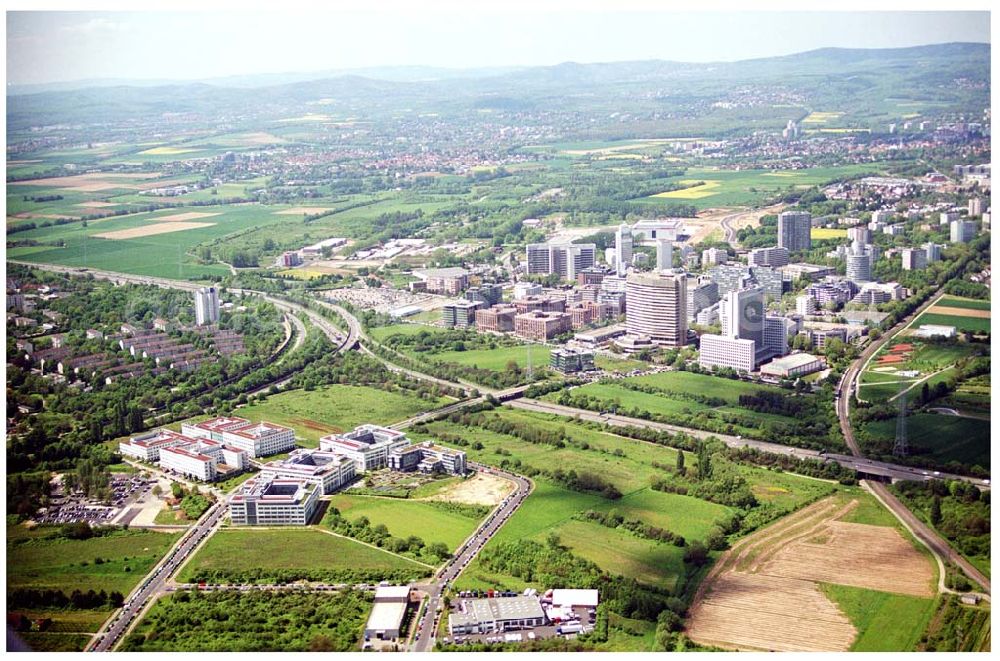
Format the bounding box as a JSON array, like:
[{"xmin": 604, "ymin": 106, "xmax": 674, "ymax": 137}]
[
  {"xmin": 550, "ymin": 347, "xmax": 595, "ymax": 373},
  {"xmin": 698, "ymin": 335, "xmax": 756, "ymax": 373},
  {"xmin": 525, "ymin": 243, "xmax": 596, "ymax": 281},
  {"xmin": 442, "ymin": 300, "xmax": 481, "ymax": 328},
  {"xmin": 119, "ymin": 429, "xmax": 194, "ymax": 462},
  {"xmin": 221, "ymin": 421, "xmax": 296, "ymax": 458},
  {"xmin": 950, "ymin": 219, "xmax": 976, "ymax": 244},
  {"xmin": 259, "ymin": 448, "xmax": 357, "ymax": 494},
  {"xmin": 748, "ymin": 246, "xmax": 790, "ymax": 268},
  {"xmin": 778, "ymin": 211, "xmax": 812, "ymax": 251},
  {"xmin": 551, "ymin": 589, "xmax": 600, "ymax": 609},
  {"xmin": 475, "ymin": 304, "xmax": 517, "ymax": 332},
  {"xmin": 514, "ymin": 310, "xmax": 571, "ymax": 341},
  {"xmin": 320, "ymin": 425, "xmax": 410, "ymax": 472},
  {"xmin": 796, "ymin": 295, "xmax": 817, "ymax": 316},
  {"xmin": 513, "ymin": 295, "xmax": 565, "ymax": 314},
  {"xmin": 901, "ymin": 248, "xmax": 927, "ymax": 270},
  {"xmin": 573, "ymin": 324, "xmax": 626, "ymax": 348},
  {"xmin": 701, "ymin": 247, "xmax": 728, "ymax": 267},
  {"xmin": 229, "ymin": 477, "xmax": 320, "ymax": 526},
  {"xmin": 809, "ymin": 327, "xmax": 847, "ymax": 350},
  {"xmin": 913, "ymin": 324, "xmax": 957, "ymax": 338},
  {"xmin": 160, "ymin": 443, "xmax": 220, "ymax": 482},
  {"xmin": 630, "ymin": 218, "xmax": 683, "ymax": 243},
  {"xmin": 464, "ymin": 283, "xmax": 503, "ymax": 308},
  {"xmin": 448, "ymin": 596, "xmax": 547, "ymax": 636},
  {"xmin": 365, "ymin": 586, "xmax": 411, "ymax": 641},
  {"xmin": 625, "ymin": 271, "xmax": 688, "ymax": 347},
  {"xmin": 388, "ymin": 441, "xmax": 467, "ymax": 475},
  {"xmin": 778, "ymin": 263, "xmax": 835, "ymax": 282},
  {"xmin": 413, "ymin": 267, "xmax": 469, "ymax": 296},
  {"xmin": 760, "ymin": 353, "xmax": 825, "ymax": 379},
  {"xmin": 182, "ymin": 416, "xmax": 252, "ymax": 443}
]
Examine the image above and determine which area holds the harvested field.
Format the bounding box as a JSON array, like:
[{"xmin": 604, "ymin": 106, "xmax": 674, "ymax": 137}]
[
  {"xmin": 687, "ymin": 573, "xmax": 856, "ymax": 652},
  {"xmin": 12, "ymin": 212, "xmax": 75, "ymax": 220},
  {"xmin": 925, "ymin": 305, "xmax": 990, "ymax": 319},
  {"xmin": 152, "ymin": 211, "xmax": 223, "ymax": 222},
  {"xmin": 17, "ymin": 172, "xmax": 161, "ymax": 192},
  {"xmin": 75, "ymin": 201, "xmax": 119, "ymax": 208},
  {"xmin": 289, "ymin": 417, "xmax": 340, "ymax": 434},
  {"xmin": 762, "ymin": 520, "xmax": 935, "ymax": 597},
  {"xmin": 93, "ymin": 222, "xmax": 215, "ymax": 240},
  {"xmin": 686, "ymin": 495, "xmax": 936, "ymax": 652},
  {"xmin": 422, "ymin": 472, "xmax": 514, "ymax": 507},
  {"xmin": 274, "ymin": 206, "xmax": 335, "ymax": 215}
]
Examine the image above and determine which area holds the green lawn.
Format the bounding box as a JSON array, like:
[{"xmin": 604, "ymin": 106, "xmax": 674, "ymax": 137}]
[
  {"xmin": 625, "ymin": 370, "xmax": 783, "ymax": 403},
  {"xmin": 432, "ymin": 344, "xmax": 552, "ymax": 372},
  {"xmin": 176, "ymin": 528, "xmax": 430, "ymax": 584},
  {"xmin": 821, "ymin": 584, "xmax": 938, "ymax": 651},
  {"xmin": 611, "ymin": 488, "xmax": 733, "ymax": 541},
  {"xmin": 550, "ymin": 382, "xmax": 712, "ymax": 417},
  {"xmin": 368, "ymin": 323, "xmax": 450, "ymax": 342},
  {"xmin": 594, "ymin": 355, "xmax": 648, "ymax": 373},
  {"xmin": 936, "ymin": 295, "xmax": 991, "ymax": 311},
  {"xmin": 326, "ymin": 495, "xmax": 483, "ymax": 552},
  {"xmin": 179, "ymin": 384, "xmax": 449, "ymax": 446},
  {"xmin": 7, "ymin": 525, "xmax": 182, "ymax": 639}
]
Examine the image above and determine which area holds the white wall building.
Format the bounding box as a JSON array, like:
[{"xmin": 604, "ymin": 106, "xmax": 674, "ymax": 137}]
[
  {"xmin": 698, "ymin": 335, "xmax": 756, "ymax": 373},
  {"xmin": 795, "ymin": 295, "xmax": 817, "ymax": 316},
  {"xmin": 221, "ymin": 422, "xmax": 296, "ymax": 458},
  {"xmin": 320, "ymin": 425, "xmax": 411, "ymax": 472},
  {"xmin": 194, "ymin": 287, "xmax": 220, "ymax": 326},
  {"xmin": 259, "ymin": 449, "xmax": 357, "ymax": 495},
  {"xmin": 229, "ymin": 477, "xmax": 320, "ymax": 526},
  {"xmin": 748, "ymin": 246, "xmax": 790, "ymax": 268}
]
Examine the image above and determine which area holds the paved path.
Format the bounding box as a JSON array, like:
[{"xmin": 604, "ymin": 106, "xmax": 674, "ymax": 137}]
[
  {"xmin": 87, "ymin": 503, "xmax": 227, "ymax": 651},
  {"xmin": 835, "ymin": 289, "xmax": 991, "ymax": 594},
  {"xmin": 410, "ymin": 465, "xmax": 532, "ymax": 652}
]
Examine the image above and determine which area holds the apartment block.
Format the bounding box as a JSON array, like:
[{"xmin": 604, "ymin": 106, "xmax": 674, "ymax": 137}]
[{"xmin": 747, "ymin": 246, "xmax": 790, "ymax": 268}]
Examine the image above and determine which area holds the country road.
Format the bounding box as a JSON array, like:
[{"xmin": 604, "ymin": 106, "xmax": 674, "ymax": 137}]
[
  {"xmin": 835, "ymin": 289, "xmax": 991, "ymax": 594},
  {"xmin": 87, "ymin": 503, "xmax": 227, "ymax": 651},
  {"xmin": 410, "ymin": 464, "xmax": 532, "ymax": 652}
]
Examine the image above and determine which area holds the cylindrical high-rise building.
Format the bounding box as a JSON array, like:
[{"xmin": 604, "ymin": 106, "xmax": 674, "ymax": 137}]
[{"xmin": 625, "ymin": 272, "xmax": 688, "ymax": 346}]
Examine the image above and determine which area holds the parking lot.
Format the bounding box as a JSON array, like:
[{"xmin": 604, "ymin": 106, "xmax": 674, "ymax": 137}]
[{"xmin": 36, "ymin": 473, "xmax": 156, "ymax": 525}]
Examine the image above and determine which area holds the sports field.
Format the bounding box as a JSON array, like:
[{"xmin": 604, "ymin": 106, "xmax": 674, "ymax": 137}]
[
  {"xmin": 176, "ymin": 528, "xmax": 430, "ymax": 584},
  {"xmin": 326, "ymin": 494, "xmax": 484, "ymax": 552},
  {"xmin": 908, "ymin": 295, "xmax": 992, "ymax": 334},
  {"xmin": 180, "ymin": 385, "xmax": 449, "ymax": 446}
]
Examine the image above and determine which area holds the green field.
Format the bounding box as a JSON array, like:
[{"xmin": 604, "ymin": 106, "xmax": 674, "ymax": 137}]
[
  {"xmin": 7, "ymin": 525, "xmax": 182, "ymax": 644},
  {"xmin": 821, "ymin": 584, "xmax": 938, "ymax": 651},
  {"xmin": 623, "ymin": 370, "xmax": 785, "ymax": 402},
  {"xmin": 431, "ymin": 344, "xmax": 552, "ymax": 372},
  {"xmin": 912, "ymin": 313, "xmax": 991, "ymax": 334},
  {"xmin": 368, "ymin": 323, "xmax": 450, "ymax": 342},
  {"xmin": 935, "ymin": 296, "xmax": 991, "ymax": 311},
  {"xmin": 179, "ymin": 385, "xmax": 449, "ymax": 446},
  {"xmin": 326, "ymin": 495, "xmax": 484, "ymax": 552},
  {"xmin": 863, "ymin": 413, "xmax": 990, "ymax": 469},
  {"xmin": 176, "ymin": 528, "xmax": 430, "ymax": 584},
  {"xmin": 638, "ymin": 164, "xmax": 885, "ymax": 209}
]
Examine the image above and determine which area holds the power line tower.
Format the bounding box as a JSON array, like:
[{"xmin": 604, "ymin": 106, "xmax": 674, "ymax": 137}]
[
  {"xmin": 893, "ymin": 383, "xmax": 908, "ymax": 458},
  {"xmin": 526, "ymin": 343, "xmax": 533, "ymax": 380}
]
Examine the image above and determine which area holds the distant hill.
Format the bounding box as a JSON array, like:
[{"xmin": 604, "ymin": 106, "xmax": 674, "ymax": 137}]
[{"xmin": 6, "ymin": 42, "xmax": 989, "ymax": 133}]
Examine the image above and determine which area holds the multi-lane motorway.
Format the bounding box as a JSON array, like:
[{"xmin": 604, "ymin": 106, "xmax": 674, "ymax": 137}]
[
  {"xmin": 410, "ymin": 464, "xmax": 532, "ymax": 652},
  {"xmin": 87, "ymin": 503, "xmax": 228, "ymax": 651}
]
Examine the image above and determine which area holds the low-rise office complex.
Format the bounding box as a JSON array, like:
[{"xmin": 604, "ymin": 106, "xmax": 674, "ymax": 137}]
[
  {"xmin": 514, "ymin": 310, "xmax": 571, "ymax": 341},
  {"xmin": 449, "ymin": 596, "xmax": 547, "ymax": 636},
  {"xmin": 549, "ymin": 347, "xmax": 595, "ymax": 373},
  {"xmin": 388, "ymin": 441, "xmax": 467, "ymax": 475},
  {"xmin": 229, "ymin": 477, "xmax": 320, "ymax": 526},
  {"xmin": 259, "ymin": 448, "xmax": 357, "ymax": 494},
  {"xmin": 320, "ymin": 425, "xmax": 411, "ymax": 472}
]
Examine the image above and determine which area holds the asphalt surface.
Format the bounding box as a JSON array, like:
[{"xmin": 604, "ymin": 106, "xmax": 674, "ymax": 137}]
[
  {"xmin": 834, "ymin": 290, "xmax": 991, "ymax": 594},
  {"xmin": 410, "ymin": 465, "xmax": 532, "ymax": 652},
  {"xmin": 88, "ymin": 503, "xmax": 227, "ymax": 651}
]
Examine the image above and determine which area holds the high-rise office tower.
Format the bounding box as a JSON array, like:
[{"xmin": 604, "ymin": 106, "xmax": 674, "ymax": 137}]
[
  {"xmin": 777, "ymin": 211, "xmax": 812, "ymax": 252},
  {"xmin": 615, "ymin": 223, "xmax": 633, "ymax": 276},
  {"xmin": 625, "ymin": 272, "xmax": 688, "ymax": 347},
  {"xmin": 656, "ymin": 238, "xmax": 673, "ymax": 271}
]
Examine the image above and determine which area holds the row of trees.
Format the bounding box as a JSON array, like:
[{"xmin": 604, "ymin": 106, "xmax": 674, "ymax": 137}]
[
  {"xmin": 8, "ymin": 587, "xmax": 124, "ymax": 611},
  {"xmin": 325, "ymin": 508, "xmax": 451, "ymax": 563}
]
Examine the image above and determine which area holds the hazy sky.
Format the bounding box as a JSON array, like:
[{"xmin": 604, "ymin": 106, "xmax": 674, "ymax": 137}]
[{"xmin": 6, "ymin": 8, "xmax": 991, "ymax": 86}]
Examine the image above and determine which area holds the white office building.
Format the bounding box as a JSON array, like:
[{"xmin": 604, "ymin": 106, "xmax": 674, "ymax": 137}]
[
  {"xmin": 615, "ymin": 223, "xmax": 633, "ymax": 276},
  {"xmin": 320, "ymin": 425, "xmax": 411, "ymax": 472},
  {"xmin": 220, "ymin": 422, "xmax": 296, "ymax": 458},
  {"xmin": 701, "ymin": 247, "xmax": 728, "ymax": 267},
  {"xmin": 698, "ymin": 335, "xmax": 756, "ymax": 373},
  {"xmin": 229, "ymin": 477, "xmax": 320, "ymax": 526},
  {"xmin": 795, "ymin": 295, "xmax": 817, "ymax": 316},
  {"xmin": 924, "ymin": 242, "xmax": 942, "ymax": 263},
  {"xmin": 512, "ymin": 282, "xmax": 542, "ymax": 299},
  {"xmin": 845, "ymin": 242, "xmax": 874, "ymax": 282},
  {"xmin": 194, "ymin": 287, "xmax": 220, "ymax": 326},
  {"xmin": 748, "ymin": 246, "xmax": 790, "ymax": 268},
  {"xmin": 119, "ymin": 429, "xmax": 192, "ymax": 462},
  {"xmin": 259, "ymin": 449, "xmax": 357, "ymax": 495},
  {"xmin": 656, "ymin": 238, "xmax": 674, "ymax": 271},
  {"xmin": 525, "ymin": 243, "xmax": 596, "ymax": 281},
  {"xmin": 778, "ymin": 211, "xmax": 812, "ymax": 251},
  {"xmin": 625, "ymin": 271, "xmax": 688, "ymax": 347}
]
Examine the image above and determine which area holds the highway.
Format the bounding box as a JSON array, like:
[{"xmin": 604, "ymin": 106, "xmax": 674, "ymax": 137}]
[
  {"xmin": 410, "ymin": 465, "xmax": 532, "ymax": 652},
  {"xmin": 834, "ymin": 289, "xmax": 991, "ymax": 594},
  {"xmin": 87, "ymin": 503, "xmax": 227, "ymax": 651}
]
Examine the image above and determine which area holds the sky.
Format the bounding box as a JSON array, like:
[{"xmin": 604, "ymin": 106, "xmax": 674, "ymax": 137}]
[{"xmin": 5, "ymin": 6, "xmax": 992, "ymax": 87}]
